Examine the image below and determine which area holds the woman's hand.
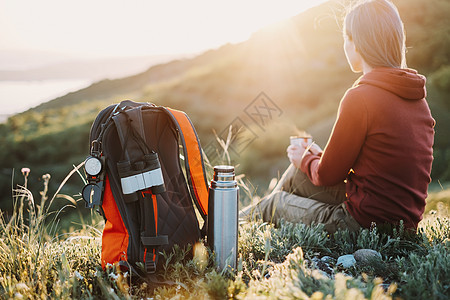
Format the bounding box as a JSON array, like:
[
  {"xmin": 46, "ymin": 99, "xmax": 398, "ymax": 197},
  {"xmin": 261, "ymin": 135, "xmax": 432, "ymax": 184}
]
[
  {"xmin": 287, "ymin": 140, "xmax": 323, "ymax": 169},
  {"xmin": 287, "ymin": 144, "xmax": 304, "ymax": 169},
  {"xmin": 306, "ymin": 142, "xmax": 323, "ymax": 156}
]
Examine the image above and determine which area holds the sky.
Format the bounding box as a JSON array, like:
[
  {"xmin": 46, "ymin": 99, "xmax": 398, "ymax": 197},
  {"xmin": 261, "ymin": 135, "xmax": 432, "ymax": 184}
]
[{"xmin": 0, "ymin": 0, "xmax": 328, "ymax": 59}]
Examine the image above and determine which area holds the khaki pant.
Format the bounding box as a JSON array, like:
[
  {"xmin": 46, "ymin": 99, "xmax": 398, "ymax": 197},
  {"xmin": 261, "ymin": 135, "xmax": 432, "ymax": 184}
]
[{"xmin": 239, "ymin": 164, "xmax": 361, "ymax": 234}]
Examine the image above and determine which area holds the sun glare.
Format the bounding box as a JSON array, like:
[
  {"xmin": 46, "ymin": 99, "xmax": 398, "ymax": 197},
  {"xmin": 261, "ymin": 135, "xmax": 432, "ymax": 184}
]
[{"xmin": 0, "ymin": 0, "xmax": 327, "ymax": 57}]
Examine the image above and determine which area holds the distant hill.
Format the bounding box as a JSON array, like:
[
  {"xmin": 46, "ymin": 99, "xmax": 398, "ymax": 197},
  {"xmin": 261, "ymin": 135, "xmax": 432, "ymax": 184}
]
[
  {"xmin": 0, "ymin": 53, "xmax": 191, "ymax": 81},
  {"xmin": 0, "ymin": 0, "xmax": 449, "ymax": 209}
]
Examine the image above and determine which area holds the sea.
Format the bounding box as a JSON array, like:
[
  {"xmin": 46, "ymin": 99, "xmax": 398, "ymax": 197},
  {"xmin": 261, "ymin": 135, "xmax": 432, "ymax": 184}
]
[{"xmin": 0, "ymin": 79, "xmax": 91, "ymax": 123}]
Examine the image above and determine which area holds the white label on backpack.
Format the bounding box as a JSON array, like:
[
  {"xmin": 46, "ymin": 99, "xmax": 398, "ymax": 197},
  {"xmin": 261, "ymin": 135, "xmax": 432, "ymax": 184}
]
[
  {"xmin": 121, "ymin": 168, "xmax": 164, "ymax": 194},
  {"xmin": 121, "ymin": 174, "xmax": 139, "ymax": 194},
  {"xmin": 136, "ymin": 172, "xmax": 146, "ymax": 191},
  {"xmin": 142, "ymin": 168, "xmax": 164, "ymax": 188}
]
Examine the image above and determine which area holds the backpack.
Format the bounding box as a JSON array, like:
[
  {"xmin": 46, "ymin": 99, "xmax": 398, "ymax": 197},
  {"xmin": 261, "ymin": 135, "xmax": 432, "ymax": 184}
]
[{"xmin": 82, "ymin": 100, "xmax": 209, "ymax": 278}]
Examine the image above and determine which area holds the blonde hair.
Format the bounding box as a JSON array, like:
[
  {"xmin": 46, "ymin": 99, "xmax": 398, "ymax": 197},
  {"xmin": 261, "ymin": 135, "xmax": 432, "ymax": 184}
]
[{"xmin": 344, "ymin": 0, "xmax": 407, "ymax": 68}]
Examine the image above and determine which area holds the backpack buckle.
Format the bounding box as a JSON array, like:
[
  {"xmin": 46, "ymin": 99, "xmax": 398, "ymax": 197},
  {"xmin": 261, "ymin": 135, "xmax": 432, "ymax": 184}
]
[
  {"xmin": 90, "ymin": 140, "xmax": 102, "ymax": 157},
  {"xmin": 145, "ymin": 259, "xmax": 156, "ymax": 274}
]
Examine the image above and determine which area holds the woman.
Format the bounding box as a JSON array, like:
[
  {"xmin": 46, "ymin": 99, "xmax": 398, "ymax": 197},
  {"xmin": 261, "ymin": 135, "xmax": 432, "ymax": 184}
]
[{"xmin": 240, "ymin": 0, "xmax": 435, "ymax": 233}]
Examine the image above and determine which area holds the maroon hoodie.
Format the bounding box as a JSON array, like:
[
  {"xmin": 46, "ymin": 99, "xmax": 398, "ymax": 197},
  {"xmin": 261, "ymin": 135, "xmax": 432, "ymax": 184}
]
[{"xmin": 301, "ymin": 68, "xmax": 435, "ymax": 230}]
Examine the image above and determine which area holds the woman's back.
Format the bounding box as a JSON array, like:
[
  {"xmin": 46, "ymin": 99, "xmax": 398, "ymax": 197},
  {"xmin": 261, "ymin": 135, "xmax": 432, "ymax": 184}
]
[{"xmin": 344, "ymin": 67, "xmax": 435, "ymax": 229}]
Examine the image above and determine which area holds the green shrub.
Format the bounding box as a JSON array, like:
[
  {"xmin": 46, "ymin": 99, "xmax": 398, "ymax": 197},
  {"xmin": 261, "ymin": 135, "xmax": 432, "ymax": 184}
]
[
  {"xmin": 1, "ymin": 165, "xmax": 449, "ymax": 299},
  {"xmin": 396, "ymin": 242, "xmax": 450, "ymax": 299}
]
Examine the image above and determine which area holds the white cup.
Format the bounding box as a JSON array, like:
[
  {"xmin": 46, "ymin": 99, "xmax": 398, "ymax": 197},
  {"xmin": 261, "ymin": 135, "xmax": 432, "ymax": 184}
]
[{"xmin": 290, "ymin": 136, "xmax": 312, "ymax": 147}]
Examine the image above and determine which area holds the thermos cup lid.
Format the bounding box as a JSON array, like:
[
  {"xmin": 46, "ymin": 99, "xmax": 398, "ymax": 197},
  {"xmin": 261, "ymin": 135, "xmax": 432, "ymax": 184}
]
[
  {"xmin": 211, "ymin": 165, "xmax": 237, "ymax": 188},
  {"xmin": 213, "ymin": 165, "xmax": 234, "ymax": 173}
]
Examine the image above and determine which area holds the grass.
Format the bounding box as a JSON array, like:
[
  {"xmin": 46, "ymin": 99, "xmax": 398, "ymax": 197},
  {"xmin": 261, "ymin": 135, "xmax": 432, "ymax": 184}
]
[{"xmin": 0, "ymin": 163, "xmax": 449, "ymax": 299}]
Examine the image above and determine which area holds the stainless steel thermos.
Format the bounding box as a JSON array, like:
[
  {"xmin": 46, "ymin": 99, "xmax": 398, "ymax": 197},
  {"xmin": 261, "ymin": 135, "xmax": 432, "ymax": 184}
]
[{"xmin": 207, "ymin": 165, "xmax": 239, "ymax": 270}]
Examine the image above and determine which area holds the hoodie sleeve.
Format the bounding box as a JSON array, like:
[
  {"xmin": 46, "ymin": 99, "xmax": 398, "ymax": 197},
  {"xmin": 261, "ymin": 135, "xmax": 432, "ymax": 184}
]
[{"xmin": 301, "ymin": 88, "xmax": 368, "ymax": 186}]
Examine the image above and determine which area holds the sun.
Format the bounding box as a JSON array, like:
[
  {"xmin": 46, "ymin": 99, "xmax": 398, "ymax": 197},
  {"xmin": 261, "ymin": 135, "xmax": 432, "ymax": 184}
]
[{"xmin": 0, "ymin": 0, "xmax": 328, "ymax": 57}]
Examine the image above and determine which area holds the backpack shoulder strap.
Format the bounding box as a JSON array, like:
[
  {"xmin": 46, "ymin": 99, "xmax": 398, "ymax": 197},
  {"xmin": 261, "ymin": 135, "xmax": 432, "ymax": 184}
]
[{"xmin": 162, "ymin": 107, "xmax": 209, "ymax": 219}]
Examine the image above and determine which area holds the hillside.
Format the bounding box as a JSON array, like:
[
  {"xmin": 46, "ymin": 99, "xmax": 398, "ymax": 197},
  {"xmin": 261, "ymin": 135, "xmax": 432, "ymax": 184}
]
[
  {"xmin": 0, "ymin": 0, "xmax": 449, "ymax": 210},
  {"xmin": 0, "ymin": 54, "xmax": 187, "ymax": 81}
]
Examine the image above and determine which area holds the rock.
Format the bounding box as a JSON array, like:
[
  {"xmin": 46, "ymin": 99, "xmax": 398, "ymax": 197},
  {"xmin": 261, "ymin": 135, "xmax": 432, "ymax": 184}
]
[
  {"xmin": 337, "ymin": 254, "xmax": 356, "ymax": 268},
  {"xmin": 321, "ymin": 256, "xmax": 335, "ymax": 264},
  {"xmin": 353, "ymin": 249, "xmax": 382, "ymax": 266}
]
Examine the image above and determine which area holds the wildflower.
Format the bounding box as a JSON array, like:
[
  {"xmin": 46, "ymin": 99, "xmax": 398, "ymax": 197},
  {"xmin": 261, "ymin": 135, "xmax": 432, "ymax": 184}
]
[
  {"xmin": 21, "ymin": 167, "xmax": 31, "ymax": 188},
  {"xmin": 15, "ymin": 283, "xmax": 29, "ymax": 291},
  {"xmin": 388, "ymin": 283, "xmax": 398, "ymax": 295},
  {"xmin": 310, "ymin": 291, "xmax": 324, "ymax": 300},
  {"xmin": 193, "ymin": 242, "xmax": 208, "ymax": 272},
  {"xmin": 21, "ymin": 168, "xmax": 30, "ymax": 177}
]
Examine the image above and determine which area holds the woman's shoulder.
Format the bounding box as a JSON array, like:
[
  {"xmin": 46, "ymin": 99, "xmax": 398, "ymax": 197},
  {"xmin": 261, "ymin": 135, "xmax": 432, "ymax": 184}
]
[
  {"xmin": 338, "ymin": 85, "xmax": 371, "ymax": 115},
  {"xmin": 344, "ymin": 80, "xmax": 397, "ymax": 106},
  {"xmin": 342, "ymin": 84, "xmax": 373, "ymax": 105}
]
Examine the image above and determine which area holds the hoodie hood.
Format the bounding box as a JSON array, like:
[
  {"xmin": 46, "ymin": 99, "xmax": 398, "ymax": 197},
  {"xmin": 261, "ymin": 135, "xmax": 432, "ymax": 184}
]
[{"xmin": 356, "ymin": 68, "xmax": 426, "ymax": 100}]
